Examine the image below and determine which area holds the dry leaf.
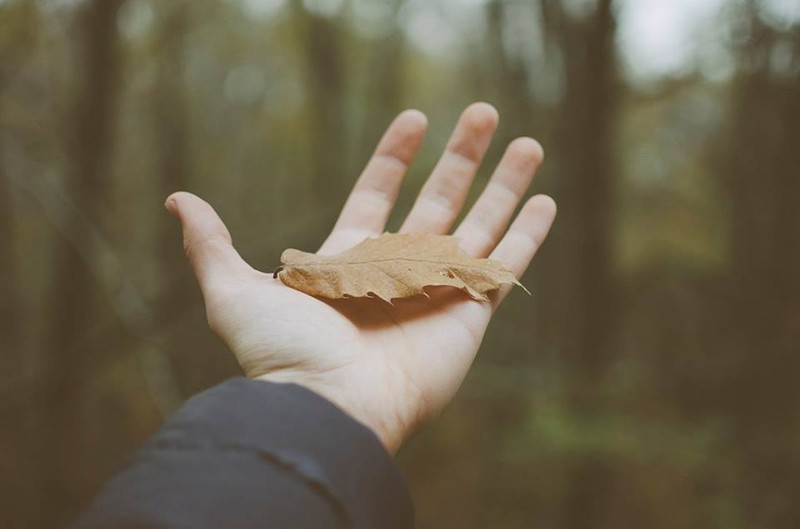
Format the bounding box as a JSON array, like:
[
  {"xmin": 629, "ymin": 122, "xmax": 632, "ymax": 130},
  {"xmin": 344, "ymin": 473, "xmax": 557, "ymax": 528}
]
[{"xmin": 274, "ymin": 233, "xmax": 527, "ymax": 302}]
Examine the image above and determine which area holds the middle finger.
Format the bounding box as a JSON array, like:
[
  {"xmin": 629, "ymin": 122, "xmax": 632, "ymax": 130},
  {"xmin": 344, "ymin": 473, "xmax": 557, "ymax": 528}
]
[{"xmin": 399, "ymin": 102, "xmax": 498, "ymax": 234}]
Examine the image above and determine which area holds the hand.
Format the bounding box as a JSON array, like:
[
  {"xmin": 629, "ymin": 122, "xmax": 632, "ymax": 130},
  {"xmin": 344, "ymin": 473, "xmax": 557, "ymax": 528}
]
[{"xmin": 165, "ymin": 103, "xmax": 556, "ymax": 453}]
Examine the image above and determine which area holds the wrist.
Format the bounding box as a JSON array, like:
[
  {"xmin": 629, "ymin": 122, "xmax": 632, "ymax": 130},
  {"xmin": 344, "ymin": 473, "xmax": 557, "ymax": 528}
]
[{"xmin": 254, "ymin": 373, "xmax": 403, "ymax": 454}]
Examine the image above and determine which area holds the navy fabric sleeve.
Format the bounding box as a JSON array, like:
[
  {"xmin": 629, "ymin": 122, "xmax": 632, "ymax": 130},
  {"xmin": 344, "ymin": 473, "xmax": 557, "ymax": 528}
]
[{"xmin": 73, "ymin": 378, "xmax": 413, "ymax": 529}]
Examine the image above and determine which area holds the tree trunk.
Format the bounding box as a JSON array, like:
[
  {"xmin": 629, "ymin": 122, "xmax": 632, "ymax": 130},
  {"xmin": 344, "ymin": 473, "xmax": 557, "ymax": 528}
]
[
  {"xmin": 153, "ymin": 2, "xmax": 193, "ymax": 395},
  {"xmin": 485, "ymin": 0, "xmax": 538, "ymax": 140},
  {"xmin": 0, "ymin": 90, "xmax": 19, "ymax": 385},
  {"xmin": 726, "ymin": 14, "xmax": 800, "ymax": 527},
  {"xmin": 539, "ymin": 1, "xmax": 619, "ymax": 526},
  {"xmin": 290, "ymin": 0, "xmax": 347, "ymax": 220},
  {"xmin": 544, "ymin": 0, "xmax": 617, "ymax": 388},
  {"xmin": 359, "ymin": 0, "xmax": 406, "ymax": 163},
  {"xmin": 42, "ymin": 1, "xmax": 125, "ymax": 525}
]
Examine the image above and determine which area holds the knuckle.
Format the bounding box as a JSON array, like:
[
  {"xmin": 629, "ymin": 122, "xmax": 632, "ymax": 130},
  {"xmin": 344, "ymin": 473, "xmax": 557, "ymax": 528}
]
[{"xmin": 183, "ymin": 234, "xmax": 231, "ymax": 261}]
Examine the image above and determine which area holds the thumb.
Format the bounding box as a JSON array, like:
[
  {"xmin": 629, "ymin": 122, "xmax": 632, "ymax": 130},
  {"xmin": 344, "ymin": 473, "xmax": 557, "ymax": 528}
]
[{"xmin": 165, "ymin": 192, "xmax": 250, "ymax": 293}]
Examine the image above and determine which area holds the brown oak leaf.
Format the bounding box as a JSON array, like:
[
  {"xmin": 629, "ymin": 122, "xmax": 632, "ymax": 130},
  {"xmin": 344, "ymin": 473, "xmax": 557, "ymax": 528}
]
[{"xmin": 274, "ymin": 233, "xmax": 528, "ymax": 302}]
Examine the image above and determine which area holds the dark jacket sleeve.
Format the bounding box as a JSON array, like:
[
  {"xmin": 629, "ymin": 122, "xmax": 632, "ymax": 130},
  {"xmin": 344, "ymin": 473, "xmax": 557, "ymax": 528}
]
[{"xmin": 73, "ymin": 378, "xmax": 413, "ymax": 529}]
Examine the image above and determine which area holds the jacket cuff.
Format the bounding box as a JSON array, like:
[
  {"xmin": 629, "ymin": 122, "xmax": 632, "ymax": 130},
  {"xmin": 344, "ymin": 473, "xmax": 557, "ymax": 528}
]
[{"xmin": 148, "ymin": 377, "xmax": 413, "ymax": 528}]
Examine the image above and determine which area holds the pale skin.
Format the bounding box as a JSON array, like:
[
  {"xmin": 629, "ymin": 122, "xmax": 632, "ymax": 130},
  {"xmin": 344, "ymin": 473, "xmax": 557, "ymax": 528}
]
[{"xmin": 165, "ymin": 103, "xmax": 557, "ymax": 454}]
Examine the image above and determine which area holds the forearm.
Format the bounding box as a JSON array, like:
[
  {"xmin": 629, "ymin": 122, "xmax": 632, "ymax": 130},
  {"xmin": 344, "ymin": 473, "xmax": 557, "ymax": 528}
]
[{"xmin": 74, "ymin": 378, "xmax": 413, "ymax": 529}]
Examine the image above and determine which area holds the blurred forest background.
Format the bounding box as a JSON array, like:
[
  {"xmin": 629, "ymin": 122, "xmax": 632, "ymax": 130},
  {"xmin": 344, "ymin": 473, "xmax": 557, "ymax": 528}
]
[{"xmin": 1, "ymin": 0, "xmax": 799, "ymax": 527}]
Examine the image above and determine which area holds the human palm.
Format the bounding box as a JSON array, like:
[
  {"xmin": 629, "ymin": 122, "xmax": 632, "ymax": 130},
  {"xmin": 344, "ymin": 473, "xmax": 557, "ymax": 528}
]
[{"xmin": 167, "ymin": 103, "xmax": 556, "ymax": 453}]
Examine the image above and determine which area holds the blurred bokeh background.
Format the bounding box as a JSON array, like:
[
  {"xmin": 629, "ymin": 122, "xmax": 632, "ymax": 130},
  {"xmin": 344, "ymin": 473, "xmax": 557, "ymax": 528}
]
[{"xmin": 1, "ymin": 0, "xmax": 799, "ymax": 527}]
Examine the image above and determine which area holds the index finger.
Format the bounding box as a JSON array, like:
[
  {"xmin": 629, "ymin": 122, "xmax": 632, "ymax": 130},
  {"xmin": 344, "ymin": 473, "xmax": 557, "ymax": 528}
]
[{"xmin": 318, "ymin": 110, "xmax": 428, "ymax": 255}]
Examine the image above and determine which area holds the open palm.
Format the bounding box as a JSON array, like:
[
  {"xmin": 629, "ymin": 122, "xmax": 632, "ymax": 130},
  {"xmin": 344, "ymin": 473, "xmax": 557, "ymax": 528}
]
[{"xmin": 166, "ymin": 103, "xmax": 556, "ymax": 453}]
